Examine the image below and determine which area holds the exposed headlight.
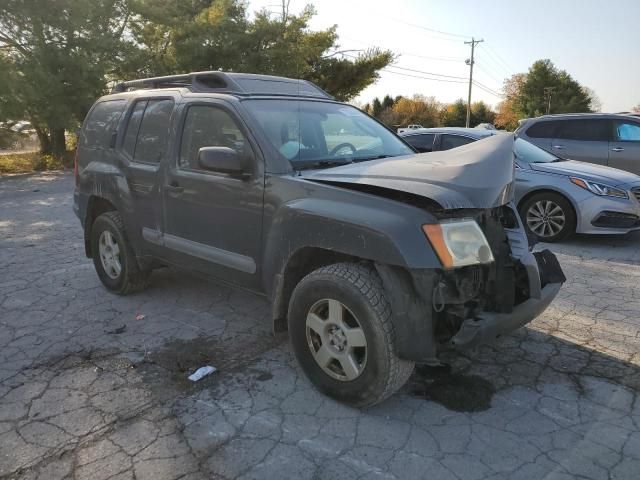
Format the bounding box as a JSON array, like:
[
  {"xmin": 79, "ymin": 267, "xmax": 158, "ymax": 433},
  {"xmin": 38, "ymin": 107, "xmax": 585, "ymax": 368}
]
[
  {"xmin": 422, "ymin": 219, "xmax": 494, "ymax": 269},
  {"xmin": 570, "ymin": 177, "xmax": 628, "ymax": 199}
]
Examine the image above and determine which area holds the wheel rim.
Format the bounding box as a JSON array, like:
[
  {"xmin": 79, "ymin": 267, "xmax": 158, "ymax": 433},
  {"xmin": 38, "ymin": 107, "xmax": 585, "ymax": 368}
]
[
  {"xmin": 305, "ymin": 298, "xmax": 367, "ymax": 382},
  {"xmin": 526, "ymin": 200, "xmax": 566, "ymax": 238},
  {"xmin": 98, "ymin": 230, "xmax": 122, "ymax": 279}
]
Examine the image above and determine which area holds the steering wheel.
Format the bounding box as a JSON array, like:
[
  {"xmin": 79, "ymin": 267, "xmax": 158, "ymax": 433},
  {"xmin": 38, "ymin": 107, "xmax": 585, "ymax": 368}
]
[{"xmin": 330, "ymin": 142, "xmax": 357, "ymax": 157}]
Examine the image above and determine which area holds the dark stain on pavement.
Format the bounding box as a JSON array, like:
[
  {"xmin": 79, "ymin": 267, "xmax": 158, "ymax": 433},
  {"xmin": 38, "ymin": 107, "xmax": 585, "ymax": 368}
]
[{"xmin": 408, "ymin": 364, "xmax": 495, "ymax": 412}]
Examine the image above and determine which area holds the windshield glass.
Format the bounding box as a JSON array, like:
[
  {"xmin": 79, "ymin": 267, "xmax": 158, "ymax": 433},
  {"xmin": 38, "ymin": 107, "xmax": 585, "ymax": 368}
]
[
  {"xmin": 245, "ymin": 99, "xmax": 414, "ymax": 167},
  {"xmin": 514, "ymin": 137, "xmax": 559, "ymax": 163}
]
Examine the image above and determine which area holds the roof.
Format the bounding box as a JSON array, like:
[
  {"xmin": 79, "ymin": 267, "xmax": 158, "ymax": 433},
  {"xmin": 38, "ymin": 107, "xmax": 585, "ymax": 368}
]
[
  {"xmin": 399, "ymin": 127, "xmax": 497, "ymax": 139},
  {"xmin": 111, "ymin": 71, "xmax": 333, "ymax": 100},
  {"xmin": 522, "ymin": 112, "xmax": 639, "ymax": 122}
]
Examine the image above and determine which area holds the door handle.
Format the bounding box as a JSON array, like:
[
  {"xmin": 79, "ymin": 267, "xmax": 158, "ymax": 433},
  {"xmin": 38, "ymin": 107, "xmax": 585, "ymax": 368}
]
[
  {"xmin": 552, "ymin": 145, "xmax": 565, "ymax": 150},
  {"xmin": 611, "ymin": 147, "xmax": 625, "ymax": 152},
  {"xmin": 165, "ymin": 182, "xmax": 184, "ymax": 194}
]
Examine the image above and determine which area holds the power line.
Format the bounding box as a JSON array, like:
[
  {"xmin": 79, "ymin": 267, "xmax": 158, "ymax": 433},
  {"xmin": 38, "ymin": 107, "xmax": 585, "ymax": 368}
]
[
  {"xmin": 477, "ymin": 44, "xmax": 514, "ymax": 76},
  {"xmin": 382, "ymin": 68, "xmax": 468, "ymax": 84},
  {"xmin": 474, "ymin": 62, "xmax": 504, "ymax": 86},
  {"xmin": 389, "ymin": 64, "xmax": 467, "ymax": 80},
  {"xmin": 472, "ymin": 80, "xmax": 505, "ymax": 98}
]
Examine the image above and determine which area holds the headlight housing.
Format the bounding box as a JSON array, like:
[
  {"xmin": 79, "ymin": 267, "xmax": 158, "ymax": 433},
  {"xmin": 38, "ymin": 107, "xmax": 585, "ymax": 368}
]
[
  {"xmin": 422, "ymin": 219, "xmax": 494, "ymax": 269},
  {"xmin": 570, "ymin": 177, "xmax": 628, "ymax": 199}
]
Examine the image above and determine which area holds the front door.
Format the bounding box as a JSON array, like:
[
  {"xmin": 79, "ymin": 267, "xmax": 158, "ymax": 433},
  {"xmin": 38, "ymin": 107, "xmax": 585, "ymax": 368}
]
[
  {"xmin": 161, "ymin": 101, "xmax": 265, "ymax": 289},
  {"xmin": 609, "ymin": 119, "xmax": 640, "ymax": 174}
]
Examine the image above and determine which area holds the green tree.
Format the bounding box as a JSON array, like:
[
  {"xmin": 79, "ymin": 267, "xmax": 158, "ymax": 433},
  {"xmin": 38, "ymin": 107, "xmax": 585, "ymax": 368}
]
[
  {"xmin": 440, "ymin": 99, "xmax": 467, "ymax": 127},
  {"xmin": 0, "ymin": 0, "xmax": 133, "ymax": 158},
  {"xmin": 381, "ymin": 94, "xmax": 395, "ymax": 110},
  {"xmin": 371, "ymin": 97, "xmax": 383, "ymax": 118},
  {"xmin": 126, "ymin": 1, "xmax": 393, "ymax": 101},
  {"xmin": 516, "ymin": 59, "xmax": 593, "ymax": 116},
  {"xmin": 470, "ymin": 101, "xmax": 496, "ymax": 126}
]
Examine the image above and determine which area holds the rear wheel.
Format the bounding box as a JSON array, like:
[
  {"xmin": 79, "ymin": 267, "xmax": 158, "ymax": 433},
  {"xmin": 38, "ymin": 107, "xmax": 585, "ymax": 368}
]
[
  {"xmin": 91, "ymin": 211, "xmax": 151, "ymax": 294},
  {"xmin": 288, "ymin": 263, "xmax": 414, "ymax": 408},
  {"xmin": 520, "ymin": 192, "xmax": 576, "ymax": 242}
]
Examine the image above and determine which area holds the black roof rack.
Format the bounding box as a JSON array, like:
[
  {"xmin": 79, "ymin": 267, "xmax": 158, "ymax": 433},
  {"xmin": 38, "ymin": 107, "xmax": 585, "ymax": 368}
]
[{"xmin": 111, "ymin": 71, "xmax": 333, "ymax": 99}]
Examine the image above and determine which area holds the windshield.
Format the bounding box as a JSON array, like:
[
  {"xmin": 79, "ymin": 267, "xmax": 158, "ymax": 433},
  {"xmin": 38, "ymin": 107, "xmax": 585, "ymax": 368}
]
[
  {"xmin": 514, "ymin": 137, "xmax": 560, "ymax": 163},
  {"xmin": 245, "ymin": 99, "xmax": 414, "ymax": 167}
]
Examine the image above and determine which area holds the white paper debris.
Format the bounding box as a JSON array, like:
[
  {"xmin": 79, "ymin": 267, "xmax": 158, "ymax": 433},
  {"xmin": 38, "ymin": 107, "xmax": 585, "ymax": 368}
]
[{"xmin": 188, "ymin": 366, "xmax": 216, "ymax": 382}]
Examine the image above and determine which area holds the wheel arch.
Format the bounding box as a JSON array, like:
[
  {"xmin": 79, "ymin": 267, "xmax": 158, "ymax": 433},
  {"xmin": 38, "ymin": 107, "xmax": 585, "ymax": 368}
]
[
  {"xmin": 84, "ymin": 196, "xmax": 118, "ymax": 258},
  {"xmin": 271, "ymin": 246, "xmax": 365, "ymax": 332}
]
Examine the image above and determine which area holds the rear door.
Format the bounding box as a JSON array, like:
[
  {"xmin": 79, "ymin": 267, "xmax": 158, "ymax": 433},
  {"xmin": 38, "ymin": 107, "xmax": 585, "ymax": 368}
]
[
  {"xmin": 520, "ymin": 120, "xmax": 559, "ymax": 151},
  {"xmin": 438, "ymin": 134, "xmax": 477, "ymax": 151},
  {"xmin": 403, "ymin": 133, "xmax": 436, "ymax": 152},
  {"xmin": 549, "ymin": 119, "xmax": 610, "ymax": 165},
  {"xmin": 161, "ymin": 100, "xmax": 264, "ymax": 289},
  {"xmin": 117, "ymin": 97, "xmax": 176, "ymax": 252},
  {"xmin": 609, "ymin": 119, "xmax": 640, "ymax": 174}
]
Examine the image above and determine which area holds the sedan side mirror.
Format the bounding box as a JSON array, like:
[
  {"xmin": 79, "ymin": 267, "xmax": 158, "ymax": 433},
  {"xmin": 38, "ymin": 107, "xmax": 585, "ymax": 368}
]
[{"xmin": 197, "ymin": 146, "xmax": 246, "ymax": 176}]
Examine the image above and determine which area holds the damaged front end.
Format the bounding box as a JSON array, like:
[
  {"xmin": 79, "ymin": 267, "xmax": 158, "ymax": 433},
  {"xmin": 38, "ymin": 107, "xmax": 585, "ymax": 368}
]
[{"xmin": 377, "ymin": 203, "xmax": 565, "ymax": 364}]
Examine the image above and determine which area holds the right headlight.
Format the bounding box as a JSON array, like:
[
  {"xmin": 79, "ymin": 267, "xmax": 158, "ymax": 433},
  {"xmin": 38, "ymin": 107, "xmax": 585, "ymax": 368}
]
[
  {"xmin": 422, "ymin": 219, "xmax": 494, "ymax": 269},
  {"xmin": 569, "ymin": 177, "xmax": 628, "ymax": 199}
]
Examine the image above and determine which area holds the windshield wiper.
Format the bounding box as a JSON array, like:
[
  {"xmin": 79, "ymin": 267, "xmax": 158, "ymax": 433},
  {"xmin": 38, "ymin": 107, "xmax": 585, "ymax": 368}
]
[
  {"xmin": 293, "ymin": 158, "xmax": 354, "ymax": 171},
  {"xmin": 352, "ymin": 154, "xmax": 394, "ymax": 162}
]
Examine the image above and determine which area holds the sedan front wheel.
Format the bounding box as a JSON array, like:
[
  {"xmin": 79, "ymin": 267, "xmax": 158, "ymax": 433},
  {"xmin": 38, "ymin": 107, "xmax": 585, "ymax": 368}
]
[{"xmin": 520, "ymin": 192, "xmax": 576, "ymax": 242}]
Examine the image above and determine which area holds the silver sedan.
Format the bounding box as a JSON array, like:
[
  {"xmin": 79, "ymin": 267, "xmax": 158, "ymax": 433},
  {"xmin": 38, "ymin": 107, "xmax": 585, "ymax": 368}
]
[{"xmin": 400, "ymin": 127, "xmax": 640, "ymax": 242}]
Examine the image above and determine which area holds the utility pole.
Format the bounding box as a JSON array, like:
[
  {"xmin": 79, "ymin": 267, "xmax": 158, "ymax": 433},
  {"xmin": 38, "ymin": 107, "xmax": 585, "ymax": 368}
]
[
  {"xmin": 464, "ymin": 38, "xmax": 483, "ymax": 127},
  {"xmin": 543, "ymin": 87, "xmax": 555, "ymax": 115}
]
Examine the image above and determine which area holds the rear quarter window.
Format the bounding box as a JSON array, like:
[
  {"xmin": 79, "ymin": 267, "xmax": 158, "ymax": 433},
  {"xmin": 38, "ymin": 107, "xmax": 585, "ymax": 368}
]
[
  {"xmin": 525, "ymin": 120, "xmax": 561, "ymax": 139},
  {"xmin": 81, "ymin": 100, "xmax": 126, "ymax": 149}
]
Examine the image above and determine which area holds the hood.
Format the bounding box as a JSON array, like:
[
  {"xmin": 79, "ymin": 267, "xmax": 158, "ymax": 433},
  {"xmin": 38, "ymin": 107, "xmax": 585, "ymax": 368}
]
[
  {"xmin": 306, "ymin": 134, "xmax": 515, "ymax": 210},
  {"xmin": 530, "ymin": 160, "xmax": 640, "ymax": 187}
]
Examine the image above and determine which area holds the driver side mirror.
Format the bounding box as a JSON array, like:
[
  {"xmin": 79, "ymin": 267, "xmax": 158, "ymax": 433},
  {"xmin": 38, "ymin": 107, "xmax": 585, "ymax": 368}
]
[{"xmin": 197, "ymin": 147, "xmax": 248, "ymax": 177}]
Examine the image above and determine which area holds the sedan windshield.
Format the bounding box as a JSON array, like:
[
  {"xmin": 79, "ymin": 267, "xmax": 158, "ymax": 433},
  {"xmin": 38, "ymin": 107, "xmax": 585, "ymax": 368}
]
[
  {"xmin": 514, "ymin": 137, "xmax": 561, "ymax": 163},
  {"xmin": 245, "ymin": 99, "xmax": 414, "ymax": 168}
]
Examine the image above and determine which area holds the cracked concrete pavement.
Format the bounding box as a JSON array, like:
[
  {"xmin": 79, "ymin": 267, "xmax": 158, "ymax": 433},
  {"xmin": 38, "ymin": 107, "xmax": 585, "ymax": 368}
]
[{"xmin": 1, "ymin": 171, "xmax": 639, "ymax": 479}]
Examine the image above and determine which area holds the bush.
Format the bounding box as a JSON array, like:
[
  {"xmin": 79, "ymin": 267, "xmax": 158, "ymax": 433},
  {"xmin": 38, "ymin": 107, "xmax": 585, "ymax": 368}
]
[{"xmin": 0, "ymin": 152, "xmax": 65, "ymax": 174}]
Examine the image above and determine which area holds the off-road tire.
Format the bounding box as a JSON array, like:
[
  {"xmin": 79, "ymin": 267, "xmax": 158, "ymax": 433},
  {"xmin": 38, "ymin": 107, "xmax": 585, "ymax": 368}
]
[
  {"xmin": 519, "ymin": 192, "xmax": 576, "ymax": 243},
  {"xmin": 288, "ymin": 262, "xmax": 414, "ymax": 408},
  {"xmin": 91, "ymin": 211, "xmax": 151, "ymax": 294}
]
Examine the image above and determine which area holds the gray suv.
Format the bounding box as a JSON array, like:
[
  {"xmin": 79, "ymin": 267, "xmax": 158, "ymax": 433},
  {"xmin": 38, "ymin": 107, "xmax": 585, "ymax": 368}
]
[
  {"xmin": 517, "ymin": 113, "xmax": 640, "ymax": 174},
  {"xmin": 74, "ymin": 71, "xmax": 564, "ymax": 406}
]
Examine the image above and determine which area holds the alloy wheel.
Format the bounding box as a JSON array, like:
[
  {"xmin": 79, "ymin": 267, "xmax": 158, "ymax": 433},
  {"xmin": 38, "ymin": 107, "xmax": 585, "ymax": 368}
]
[
  {"xmin": 305, "ymin": 298, "xmax": 367, "ymax": 381},
  {"xmin": 526, "ymin": 200, "xmax": 566, "ymax": 238},
  {"xmin": 98, "ymin": 230, "xmax": 122, "ymax": 279}
]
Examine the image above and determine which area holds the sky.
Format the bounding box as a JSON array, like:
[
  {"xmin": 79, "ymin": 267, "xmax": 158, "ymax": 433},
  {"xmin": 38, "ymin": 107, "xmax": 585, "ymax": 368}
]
[{"xmin": 247, "ymin": 0, "xmax": 640, "ymax": 112}]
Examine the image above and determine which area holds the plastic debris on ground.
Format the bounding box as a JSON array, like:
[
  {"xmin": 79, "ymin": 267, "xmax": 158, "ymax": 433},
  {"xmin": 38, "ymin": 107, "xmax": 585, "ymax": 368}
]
[
  {"xmin": 188, "ymin": 366, "xmax": 217, "ymax": 382},
  {"xmin": 135, "ymin": 314, "xmax": 146, "ymax": 321}
]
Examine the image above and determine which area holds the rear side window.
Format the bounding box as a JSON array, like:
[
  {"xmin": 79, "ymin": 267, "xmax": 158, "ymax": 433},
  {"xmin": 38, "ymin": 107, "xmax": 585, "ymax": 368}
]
[
  {"xmin": 405, "ymin": 134, "xmax": 435, "ymax": 152},
  {"xmin": 122, "ymin": 101, "xmax": 147, "ymax": 158},
  {"xmin": 555, "ymin": 119, "xmax": 609, "ymax": 141},
  {"xmin": 129, "ymin": 99, "xmax": 174, "ymax": 164},
  {"xmin": 614, "ymin": 121, "xmax": 640, "ymax": 141},
  {"xmin": 525, "ymin": 120, "xmax": 561, "ymax": 138},
  {"xmin": 440, "ymin": 134, "xmax": 475, "ymax": 151},
  {"xmin": 82, "ymin": 100, "xmax": 126, "ymax": 149}
]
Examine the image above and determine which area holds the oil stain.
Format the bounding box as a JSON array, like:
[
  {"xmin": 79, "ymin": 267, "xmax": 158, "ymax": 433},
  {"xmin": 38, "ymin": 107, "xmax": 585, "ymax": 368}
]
[
  {"xmin": 138, "ymin": 334, "xmax": 285, "ymax": 396},
  {"xmin": 408, "ymin": 364, "xmax": 495, "ymax": 412}
]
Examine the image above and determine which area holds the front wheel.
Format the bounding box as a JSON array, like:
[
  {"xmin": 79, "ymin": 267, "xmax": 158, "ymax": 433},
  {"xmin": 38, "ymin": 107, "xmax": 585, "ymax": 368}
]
[
  {"xmin": 520, "ymin": 192, "xmax": 576, "ymax": 242},
  {"xmin": 288, "ymin": 263, "xmax": 414, "ymax": 408}
]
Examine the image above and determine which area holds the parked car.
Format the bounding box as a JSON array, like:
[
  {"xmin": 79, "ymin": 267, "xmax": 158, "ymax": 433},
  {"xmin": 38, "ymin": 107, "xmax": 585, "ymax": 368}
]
[
  {"xmin": 516, "ymin": 113, "xmax": 640, "ymax": 175},
  {"xmin": 400, "ymin": 127, "xmax": 640, "ymax": 241},
  {"xmin": 397, "ymin": 124, "xmax": 423, "ymax": 134},
  {"xmin": 75, "ymin": 71, "xmax": 564, "ymax": 407}
]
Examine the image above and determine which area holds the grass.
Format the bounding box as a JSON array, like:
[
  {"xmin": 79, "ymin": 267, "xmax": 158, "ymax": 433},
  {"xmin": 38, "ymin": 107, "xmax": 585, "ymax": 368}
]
[{"xmin": 0, "ymin": 152, "xmax": 69, "ymax": 175}]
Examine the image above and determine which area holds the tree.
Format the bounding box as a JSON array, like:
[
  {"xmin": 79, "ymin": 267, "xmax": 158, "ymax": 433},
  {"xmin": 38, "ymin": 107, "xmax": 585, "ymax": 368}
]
[
  {"xmin": 516, "ymin": 59, "xmax": 593, "ymax": 117},
  {"xmin": 440, "ymin": 99, "xmax": 467, "ymax": 127},
  {"xmin": 387, "ymin": 95, "xmax": 441, "ymax": 128},
  {"xmin": 371, "ymin": 97, "xmax": 383, "ymax": 118},
  {"xmin": 495, "ymin": 73, "xmax": 526, "ymax": 130},
  {"xmin": 125, "ymin": 1, "xmax": 393, "ymax": 101},
  {"xmin": 0, "ymin": 0, "xmax": 133, "ymax": 158},
  {"xmin": 381, "ymin": 94, "xmax": 395, "ymax": 110}
]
